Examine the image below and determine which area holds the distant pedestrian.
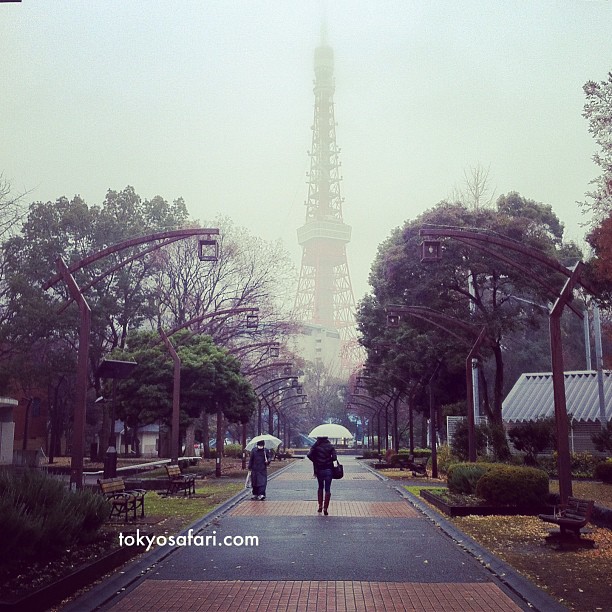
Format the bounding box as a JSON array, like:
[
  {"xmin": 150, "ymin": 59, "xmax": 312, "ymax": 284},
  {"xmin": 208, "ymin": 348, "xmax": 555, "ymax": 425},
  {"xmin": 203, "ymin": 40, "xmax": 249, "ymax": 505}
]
[
  {"xmin": 307, "ymin": 436, "xmax": 337, "ymax": 515},
  {"xmin": 248, "ymin": 440, "xmax": 271, "ymax": 500}
]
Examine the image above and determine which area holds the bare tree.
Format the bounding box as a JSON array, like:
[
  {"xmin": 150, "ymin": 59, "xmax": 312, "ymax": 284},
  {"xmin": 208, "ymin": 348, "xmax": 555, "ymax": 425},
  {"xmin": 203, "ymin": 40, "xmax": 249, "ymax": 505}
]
[
  {"xmin": 152, "ymin": 215, "xmax": 298, "ymax": 358},
  {"xmin": 0, "ymin": 175, "xmax": 30, "ymax": 328},
  {"xmin": 0, "ymin": 174, "xmax": 29, "ymax": 239},
  {"xmin": 449, "ymin": 163, "xmax": 496, "ymax": 210}
]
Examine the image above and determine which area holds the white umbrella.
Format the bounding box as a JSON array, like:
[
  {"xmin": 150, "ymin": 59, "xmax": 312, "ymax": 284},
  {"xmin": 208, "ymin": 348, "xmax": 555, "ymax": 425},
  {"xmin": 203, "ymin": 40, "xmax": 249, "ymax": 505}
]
[
  {"xmin": 309, "ymin": 423, "xmax": 354, "ymax": 440},
  {"xmin": 245, "ymin": 434, "xmax": 282, "ymax": 451}
]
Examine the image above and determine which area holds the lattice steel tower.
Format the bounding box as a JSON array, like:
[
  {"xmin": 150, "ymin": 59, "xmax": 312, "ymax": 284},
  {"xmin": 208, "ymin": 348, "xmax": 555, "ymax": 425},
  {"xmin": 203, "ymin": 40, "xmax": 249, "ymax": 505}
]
[{"xmin": 294, "ymin": 37, "xmax": 360, "ymax": 370}]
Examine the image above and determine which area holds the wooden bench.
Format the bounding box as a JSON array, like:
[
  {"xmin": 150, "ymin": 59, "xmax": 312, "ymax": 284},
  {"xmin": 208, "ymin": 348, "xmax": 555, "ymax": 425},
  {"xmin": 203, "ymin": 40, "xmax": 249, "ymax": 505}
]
[
  {"xmin": 394, "ymin": 456, "xmax": 412, "ymax": 470},
  {"xmin": 98, "ymin": 477, "xmax": 146, "ymax": 522},
  {"xmin": 393, "ymin": 455, "xmax": 428, "ymax": 477},
  {"xmin": 165, "ymin": 464, "xmax": 196, "ymax": 496},
  {"xmin": 538, "ymin": 496, "xmax": 594, "ymax": 537},
  {"xmin": 407, "ymin": 455, "xmax": 429, "ymax": 477},
  {"xmin": 276, "ymin": 452, "xmax": 292, "ymax": 461}
]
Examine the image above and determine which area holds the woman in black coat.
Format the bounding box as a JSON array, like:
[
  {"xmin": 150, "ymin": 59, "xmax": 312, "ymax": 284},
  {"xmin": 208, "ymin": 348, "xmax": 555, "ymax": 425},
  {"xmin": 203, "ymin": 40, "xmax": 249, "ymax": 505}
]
[
  {"xmin": 307, "ymin": 436, "xmax": 337, "ymax": 515},
  {"xmin": 248, "ymin": 440, "xmax": 271, "ymax": 500}
]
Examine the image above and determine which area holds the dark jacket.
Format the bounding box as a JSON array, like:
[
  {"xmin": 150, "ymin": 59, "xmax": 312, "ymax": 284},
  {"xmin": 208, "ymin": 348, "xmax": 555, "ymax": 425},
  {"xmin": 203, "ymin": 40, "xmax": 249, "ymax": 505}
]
[
  {"xmin": 248, "ymin": 447, "xmax": 270, "ymax": 488},
  {"xmin": 307, "ymin": 438, "xmax": 337, "ymax": 472}
]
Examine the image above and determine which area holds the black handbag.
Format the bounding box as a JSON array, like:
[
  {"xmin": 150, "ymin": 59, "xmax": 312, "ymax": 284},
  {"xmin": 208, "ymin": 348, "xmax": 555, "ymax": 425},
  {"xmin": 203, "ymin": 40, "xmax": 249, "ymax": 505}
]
[{"xmin": 332, "ymin": 460, "xmax": 344, "ymax": 480}]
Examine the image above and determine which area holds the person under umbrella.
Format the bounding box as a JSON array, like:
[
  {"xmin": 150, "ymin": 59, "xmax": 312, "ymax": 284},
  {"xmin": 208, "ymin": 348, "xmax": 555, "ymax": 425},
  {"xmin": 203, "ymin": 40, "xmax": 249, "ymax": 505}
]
[
  {"xmin": 248, "ymin": 439, "xmax": 271, "ymax": 500},
  {"xmin": 307, "ymin": 435, "xmax": 337, "ymax": 515}
]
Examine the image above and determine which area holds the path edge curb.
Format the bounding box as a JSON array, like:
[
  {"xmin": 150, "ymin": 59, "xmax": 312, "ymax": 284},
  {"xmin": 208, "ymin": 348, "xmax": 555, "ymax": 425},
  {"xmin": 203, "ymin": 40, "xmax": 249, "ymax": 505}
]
[{"xmin": 62, "ymin": 460, "xmax": 297, "ymax": 611}]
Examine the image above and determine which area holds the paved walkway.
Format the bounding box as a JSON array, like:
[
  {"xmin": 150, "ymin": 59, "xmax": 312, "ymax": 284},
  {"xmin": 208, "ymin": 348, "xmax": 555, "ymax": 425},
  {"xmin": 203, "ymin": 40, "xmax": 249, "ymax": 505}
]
[{"xmin": 66, "ymin": 456, "xmax": 566, "ymax": 611}]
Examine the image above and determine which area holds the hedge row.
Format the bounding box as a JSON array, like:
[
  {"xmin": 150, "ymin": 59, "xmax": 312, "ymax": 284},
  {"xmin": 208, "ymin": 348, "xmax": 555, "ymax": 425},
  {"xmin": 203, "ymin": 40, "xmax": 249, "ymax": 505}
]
[{"xmin": 447, "ymin": 462, "xmax": 549, "ymax": 507}]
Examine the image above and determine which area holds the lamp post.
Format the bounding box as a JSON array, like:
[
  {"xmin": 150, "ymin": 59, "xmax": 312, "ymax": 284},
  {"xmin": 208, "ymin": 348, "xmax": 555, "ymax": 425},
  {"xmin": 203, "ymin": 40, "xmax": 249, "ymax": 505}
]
[
  {"xmin": 262, "ymin": 392, "xmax": 308, "ymax": 453},
  {"xmin": 253, "ymin": 375, "xmax": 299, "ymax": 435},
  {"xmin": 348, "ymin": 393, "xmax": 388, "ymax": 454},
  {"xmin": 418, "ymin": 227, "xmax": 598, "ymax": 503},
  {"xmin": 386, "ymin": 305, "xmax": 486, "ymax": 461},
  {"xmin": 43, "ymin": 228, "xmax": 219, "ymax": 489},
  {"xmin": 220, "ymin": 340, "xmax": 282, "ymax": 468},
  {"xmin": 155, "ymin": 306, "xmax": 260, "ymax": 468},
  {"xmin": 353, "ymin": 375, "xmax": 399, "ymax": 453},
  {"xmin": 259, "ymin": 384, "xmax": 305, "ymax": 434}
]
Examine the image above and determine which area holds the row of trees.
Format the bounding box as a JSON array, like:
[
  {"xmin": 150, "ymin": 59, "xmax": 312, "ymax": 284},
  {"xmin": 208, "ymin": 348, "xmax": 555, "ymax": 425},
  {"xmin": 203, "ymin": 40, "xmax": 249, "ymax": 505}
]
[
  {"xmin": 583, "ymin": 72, "xmax": 612, "ymax": 307},
  {"xmin": 356, "ymin": 193, "xmax": 588, "ymax": 459},
  {"xmin": 0, "ymin": 185, "xmax": 302, "ymax": 459},
  {"xmin": 354, "ymin": 71, "xmax": 612, "ymax": 460}
]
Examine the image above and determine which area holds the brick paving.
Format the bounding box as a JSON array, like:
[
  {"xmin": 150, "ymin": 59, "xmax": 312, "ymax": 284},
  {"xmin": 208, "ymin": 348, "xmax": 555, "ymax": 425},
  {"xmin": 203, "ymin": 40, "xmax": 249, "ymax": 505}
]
[
  {"xmin": 68, "ymin": 456, "xmax": 560, "ymax": 611},
  {"xmin": 230, "ymin": 500, "xmax": 420, "ymax": 517},
  {"xmin": 108, "ymin": 579, "xmax": 522, "ymax": 611}
]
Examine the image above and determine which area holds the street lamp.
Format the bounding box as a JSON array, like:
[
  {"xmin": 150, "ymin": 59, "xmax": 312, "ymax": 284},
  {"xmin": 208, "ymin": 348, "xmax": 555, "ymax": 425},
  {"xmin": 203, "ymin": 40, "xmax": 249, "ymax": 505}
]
[
  {"xmin": 43, "ymin": 228, "xmax": 220, "ymax": 489},
  {"xmin": 353, "ymin": 374, "xmax": 399, "ymax": 452},
  {"xmin": 198, "ymin": 237, "xmax": 219, "ymax": 261},
  {"xmin": 386, "ymin": 305, "xmax": 487, "ymax": 462},
  {"xmin": 155, "ymin": 306, "xmax": 260, "ymax": 466},
  {"xmin": 420, "ymin": 239, "xmax": 442, "ymax": 263}
]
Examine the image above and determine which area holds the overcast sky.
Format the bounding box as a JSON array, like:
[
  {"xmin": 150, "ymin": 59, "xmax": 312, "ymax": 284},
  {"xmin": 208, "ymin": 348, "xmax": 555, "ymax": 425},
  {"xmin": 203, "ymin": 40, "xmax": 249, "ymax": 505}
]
[{"xmin": 2, "ymin": 1, "xmax": 612, "ymax": 301}]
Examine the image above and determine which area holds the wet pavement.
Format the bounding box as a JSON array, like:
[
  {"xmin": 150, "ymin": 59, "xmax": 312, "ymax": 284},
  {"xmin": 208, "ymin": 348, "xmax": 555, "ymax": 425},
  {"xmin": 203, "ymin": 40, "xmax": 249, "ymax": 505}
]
[{"xmin": 65, "ymin": 456, "xmax": 566, "ymax": 611}]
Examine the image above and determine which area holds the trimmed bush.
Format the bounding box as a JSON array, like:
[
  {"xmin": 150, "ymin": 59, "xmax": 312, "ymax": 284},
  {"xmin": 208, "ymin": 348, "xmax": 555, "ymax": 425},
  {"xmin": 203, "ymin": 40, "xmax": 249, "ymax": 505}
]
[
  {"xmin": 435, "ymin": 444, "xmax": 454, "ymax": 476},
  {"xmin": 594, "ymin": 459, "xmax": 612, "ymax": 484},
  {"xmin": 475, "ymin": 465, "xmax": 549, "ymax": 507},
  {"xmin": 507, "ymin": 417, "xmax": 554, "ymax": 465},
  {"xmin": 0, "ymin": 468, "xmax": 108, "ymax": 563},
  {"xmin": 409, "ymin": 448, "xmax": 432, "ymax": 459},
  {"xmin": 570, "ymin": 451, "xmax": 600, "ymax": 478},
  {"xmin": 224, "ymin": 444, "xmax": 243, "ymax": 458},
  {"xmin": 446, "ymin": 462, "xmax": 498, "ymax": 495}
]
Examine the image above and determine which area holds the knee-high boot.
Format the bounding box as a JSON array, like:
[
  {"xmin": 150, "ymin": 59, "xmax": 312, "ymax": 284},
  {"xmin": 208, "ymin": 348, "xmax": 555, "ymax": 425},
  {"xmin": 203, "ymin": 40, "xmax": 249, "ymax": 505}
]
[
  {"xmin": 323, "ymin": 493, "xmax": 331, "ymax": 516},
  {"xmin": 317, "ymin": 490, "xmax": 323, "ymax": 513}
]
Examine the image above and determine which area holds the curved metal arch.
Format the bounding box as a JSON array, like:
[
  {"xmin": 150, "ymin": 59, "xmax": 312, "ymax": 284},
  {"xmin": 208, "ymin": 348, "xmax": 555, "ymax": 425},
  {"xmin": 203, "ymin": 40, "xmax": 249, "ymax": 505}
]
[
  {"xmin": 252, "ymin": 375, "xmax": 298, "ymax": 394},
  {"xmin": 44, "ymin": 228, "xmax": 220, "ymax": 289}
]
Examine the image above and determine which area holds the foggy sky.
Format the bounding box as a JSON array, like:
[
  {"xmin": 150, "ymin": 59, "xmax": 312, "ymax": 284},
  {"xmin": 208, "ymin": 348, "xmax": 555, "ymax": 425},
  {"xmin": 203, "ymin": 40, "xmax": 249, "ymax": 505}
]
[{"xmin": 2, "ymin": 1, "xmax": 612, "ymax": 302}]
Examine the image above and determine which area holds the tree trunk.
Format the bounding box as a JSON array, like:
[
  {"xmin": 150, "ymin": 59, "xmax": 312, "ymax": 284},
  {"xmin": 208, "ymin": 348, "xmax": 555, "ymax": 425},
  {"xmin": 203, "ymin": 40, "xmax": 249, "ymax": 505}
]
[
  {"xmin": 408, "ymin": 394, "xmax": 414, "ymax": 453},
  {"xmin": 215, "ymin": 405, "xmax": 223, "ymax": 477},
  {"xmin": 22, "ymin": 398, "xmax": 31, "ymax": 451},
  {"xmin": 98, "ymin": 402, "xmax": 110, "ymax": 461},
  {"xmin": 421, "ymin": 411, "xmax": 428, "ymax": 448},
  {"xmin": 203, "ymin": 411, "xmax": 210, "ymax": 458},
  {"xmin": 267, "ymin": 398, "xmax": 274, "ymax": 434},
  {"xmin": 241, "ymin": 421, "xmax": 247, "ymax": 469},
  {"xmin": 257, "ymin": 400, "xmax": 262, "ymax": 435},
  {"xmin": 184, "ymin": 422, "xmax": 196, "ymax": 457},
  {"xmin": 491, "ymin": 341, "xmax": 511, "ymax": 460}
]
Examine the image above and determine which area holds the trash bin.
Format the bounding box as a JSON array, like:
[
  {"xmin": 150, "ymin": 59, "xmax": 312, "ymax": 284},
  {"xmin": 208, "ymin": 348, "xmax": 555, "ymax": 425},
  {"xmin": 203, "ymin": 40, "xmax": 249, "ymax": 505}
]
[{"xmin": 103, "ymin": 446, "xmax": 117, "ymax": 478}]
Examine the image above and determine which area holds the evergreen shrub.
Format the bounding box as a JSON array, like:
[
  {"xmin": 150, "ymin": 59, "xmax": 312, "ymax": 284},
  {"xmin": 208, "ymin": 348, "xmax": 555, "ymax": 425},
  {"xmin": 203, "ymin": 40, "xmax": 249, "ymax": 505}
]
[
  {"xmin": 224, "ymin": 444, "xmax": 243, "ymax": 458},
  {"xmin": 435, "ymin": 444, "xmax": 454, "ymax": 475},
  {"xmin": 446, "ymin": 462, "xmax": 498, "ymax": 495},
  {"xmin": 475, "ymin": 465, "xmax": 549, "ymax": 507},
  {"xmin": 0, "ymin": 469, "xmax": 108, "ymax": 563},
  {"xmin": 594, "ymin": 459, "xmax": 612, "ymax": 484}
]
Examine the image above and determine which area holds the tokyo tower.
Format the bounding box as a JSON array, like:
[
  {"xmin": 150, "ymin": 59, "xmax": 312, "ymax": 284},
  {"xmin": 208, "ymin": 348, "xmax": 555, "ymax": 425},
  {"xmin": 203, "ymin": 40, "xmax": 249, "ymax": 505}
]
[{"xmin": 293, "ymin": 35, "xmax": 361, "ymax": 372}]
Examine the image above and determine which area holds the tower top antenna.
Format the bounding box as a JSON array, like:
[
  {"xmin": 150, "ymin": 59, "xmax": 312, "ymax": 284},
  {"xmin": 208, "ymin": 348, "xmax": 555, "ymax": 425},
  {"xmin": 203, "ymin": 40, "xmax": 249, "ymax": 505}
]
[{"xmin": 320, "ymin": 19, "xmax": 328, "ymax": 46}]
